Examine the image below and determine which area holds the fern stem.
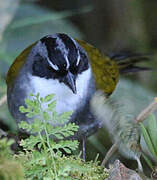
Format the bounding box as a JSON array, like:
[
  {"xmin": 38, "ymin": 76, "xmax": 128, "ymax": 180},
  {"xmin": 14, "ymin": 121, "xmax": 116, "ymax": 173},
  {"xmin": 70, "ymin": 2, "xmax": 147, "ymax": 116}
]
[
  {"xmin": 38, "ymin": 132, "xmax": 46, "ymax": 151},
  {"xmin": 44, "ymin": 126, "xmax": 58, "ymax": 178},
  {"xmin": 38, "ymin": 96, "xmax": 58, "ymax": 178}
]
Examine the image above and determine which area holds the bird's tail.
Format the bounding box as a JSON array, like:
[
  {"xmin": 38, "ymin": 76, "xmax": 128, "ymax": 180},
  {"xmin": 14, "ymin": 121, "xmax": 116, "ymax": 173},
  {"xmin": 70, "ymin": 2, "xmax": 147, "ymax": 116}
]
[{"xmin": 109, "ymin": 52, "xmax": 150, "ymax": 74}]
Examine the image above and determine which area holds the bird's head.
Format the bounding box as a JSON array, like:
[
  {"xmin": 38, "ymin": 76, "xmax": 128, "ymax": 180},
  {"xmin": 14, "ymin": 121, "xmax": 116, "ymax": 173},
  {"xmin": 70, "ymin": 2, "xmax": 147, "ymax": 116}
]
[{"xmin": 31, "ymin": 33, "xmax": 89, "ymax": 94}]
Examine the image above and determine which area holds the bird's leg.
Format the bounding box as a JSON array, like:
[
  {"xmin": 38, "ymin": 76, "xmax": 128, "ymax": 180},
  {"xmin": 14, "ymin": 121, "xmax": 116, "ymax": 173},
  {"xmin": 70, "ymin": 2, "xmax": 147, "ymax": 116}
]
[{"xmin": 82, "ymin": 137, "xmax": 86, "ymax": 161}]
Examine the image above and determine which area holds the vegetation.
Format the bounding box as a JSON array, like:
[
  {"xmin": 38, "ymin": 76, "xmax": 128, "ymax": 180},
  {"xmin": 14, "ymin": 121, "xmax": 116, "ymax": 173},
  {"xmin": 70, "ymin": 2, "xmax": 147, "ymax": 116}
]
[
  {"xmin": 1, "ymin": 93, "xmax": 157, "ymax": 179},
  {"xmin": 140, "ymin": 113, "xmax": 157, "ymax": 171},
  {"xmin": 0, "ymin": 93, "xmax": 109, "ymax": 180},
  {"xmin": 1, "ymin": 1, "xmax": 157, "ymax": 179}
]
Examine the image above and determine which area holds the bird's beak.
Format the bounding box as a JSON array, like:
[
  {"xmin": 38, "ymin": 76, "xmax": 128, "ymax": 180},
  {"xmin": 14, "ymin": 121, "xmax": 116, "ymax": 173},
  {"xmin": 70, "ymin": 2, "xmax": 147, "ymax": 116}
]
[{"xmin": 63, "ymin": 71, "xmax": 77, "ymax": 94}]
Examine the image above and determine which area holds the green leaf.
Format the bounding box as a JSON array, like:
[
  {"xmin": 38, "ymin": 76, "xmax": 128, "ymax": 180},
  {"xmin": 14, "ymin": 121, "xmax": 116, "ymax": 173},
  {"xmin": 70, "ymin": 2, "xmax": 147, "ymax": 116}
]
[
  {"xmin": 48, "ymin": 123, "xmax": 78, "ymax": 140},
  {"xmin": 18, "ymin": 121, "xmax": 32, "ymax": 131},
  {"xmin": 54, "ymin": 133, "xmax": 64, "ymax": 140},
  {"xmin": 63, "ymin": 147, "xmax": 72, "ymax": 154},
  {"xmin": 19, "ymin": 105, "xmax": 30, "ymax": 113},
  {"xmin": 59, "ymin": 111, "xmax": 73, "ymax": 123},
  {"xmin": 44, "ymin": 94, "xmax": 55, "ymax": 102},
  {"xmin": 51, "ymin": 111, "xmax": 58, "ymax": 122},
  {"xmin": 60, "ymin": 111, "xmax": 73, "ymax": 119},
  {"xmin": 142, "ymin": 153, "xmax": 153, "ymax": 170},
  {"xmin": 33, "ymin": 106, "xmax": 40, "ymax": 114},
  {"xmin": 25, "ymin": 98, "xmax": 34, "ymax": 106},
  {"xmin": 43, "ymin": 111, "xmax": 50, "ymax": 121},
  {"xmin": 26, "ymin": 112, "xmax": 36, "ymax": 118},
  {"xmin": 36, "ymin": 93, "xmax": 40, "ymax": 99},
  {"xmin": 40, "ymin": 97, "xmax": 44, "ymax": 103},
  {"xmin": 29, "ymin": 93, "xmax": 34, "ymax": 97},
  {"xmin": 140, "ymin": 122, "xmax": 157, "ymax": 157},
  {"xmin": 20, "ymin": 135, "xmax": 42, "ymax": 150},
  {"xmin": 147, "ymin": 114, "xmax": 157, "ymax": 153},
  {"xmin": 47, "ymin": 100, "xmax": 57, "ymax": 110},
  {"xmin": 57, "ymin": 140, "xmax": 79, "ymax": 152},
  {"xmin": 32, "ymin": 118, "xmax": 44, "ymax": 133}
]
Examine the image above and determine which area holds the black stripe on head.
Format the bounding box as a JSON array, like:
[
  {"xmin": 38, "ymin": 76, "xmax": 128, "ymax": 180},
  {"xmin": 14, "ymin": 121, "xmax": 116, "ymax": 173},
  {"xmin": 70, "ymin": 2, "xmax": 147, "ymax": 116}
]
[
  {"xmin": 57, "ymin": 33, "xmax": 89, "ymax": 75},
  {"xmin": 40, "ymin": 34, "xmax": 89, "ymax": 77},
  {"xmin": 57, "ymin": 33, "xmax": 78, "ymax": 66},
  {"xmin": 40, "ymin": 36, "xmax": 67, "ymax": 70}
]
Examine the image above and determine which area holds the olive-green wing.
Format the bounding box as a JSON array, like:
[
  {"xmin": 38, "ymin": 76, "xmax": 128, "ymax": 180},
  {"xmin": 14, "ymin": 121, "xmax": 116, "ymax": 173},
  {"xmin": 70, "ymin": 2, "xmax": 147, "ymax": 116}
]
[
  {"xmin": 6, "ymin": 43, "xmax": 36, "ymax": 87},
  {"xmin": 75, "ymin": 39, "xmax": 119, "ymax": 95}
]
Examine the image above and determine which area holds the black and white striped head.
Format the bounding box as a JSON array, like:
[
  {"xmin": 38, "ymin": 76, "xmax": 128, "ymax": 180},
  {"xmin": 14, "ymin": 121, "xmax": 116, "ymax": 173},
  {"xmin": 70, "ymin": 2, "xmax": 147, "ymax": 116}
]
[{"xmin": 32, "ymin": 33, "xmax": 89, "ymax": 94}]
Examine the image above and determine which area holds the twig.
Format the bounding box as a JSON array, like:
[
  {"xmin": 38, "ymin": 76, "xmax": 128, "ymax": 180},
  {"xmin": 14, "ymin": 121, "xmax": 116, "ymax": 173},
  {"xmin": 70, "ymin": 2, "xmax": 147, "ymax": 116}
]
[
  {"xmin": 101, "ymin": 142, "xmax": 118, "ymax": 166},
  {"xmin": 0, "ymin": 94, "xmax": 7, "ymax": 107},
  {"xmin": 135, "ymin": 97, "xmax": 157, "ymax": 123},
  {"xmin": 101, "ymin": 97, "xmax": 157, "ymax": 167}
]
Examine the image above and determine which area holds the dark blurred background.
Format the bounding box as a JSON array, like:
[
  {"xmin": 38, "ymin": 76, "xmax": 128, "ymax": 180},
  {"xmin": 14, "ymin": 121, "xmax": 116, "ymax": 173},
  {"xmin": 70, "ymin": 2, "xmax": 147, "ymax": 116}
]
[
  {"xmin": 0, "ymin": 0, "xmax": 157, "ymax": 173},
  {"xmin": 1, "ymin": 0, "xmax": 157, "ymax": 89}
]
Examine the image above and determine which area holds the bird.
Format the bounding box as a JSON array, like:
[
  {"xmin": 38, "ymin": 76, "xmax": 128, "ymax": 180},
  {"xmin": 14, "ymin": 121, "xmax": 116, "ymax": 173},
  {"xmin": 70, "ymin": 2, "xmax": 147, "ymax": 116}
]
[{"xmin": 6, "ymin": 33, "xmax": 148, "ymax": 147}]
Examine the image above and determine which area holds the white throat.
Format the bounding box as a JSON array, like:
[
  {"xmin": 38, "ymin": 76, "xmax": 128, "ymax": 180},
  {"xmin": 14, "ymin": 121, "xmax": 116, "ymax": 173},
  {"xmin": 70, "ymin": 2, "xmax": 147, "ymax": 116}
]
[{"xmin": 29, "ymin": 68, "xmax": 91, "ymax": 114}]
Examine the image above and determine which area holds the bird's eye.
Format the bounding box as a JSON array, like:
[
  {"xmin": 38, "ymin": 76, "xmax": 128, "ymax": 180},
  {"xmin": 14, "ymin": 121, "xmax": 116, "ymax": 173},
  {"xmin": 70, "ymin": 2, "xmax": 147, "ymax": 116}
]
[
  {"xmin": 58, "ymin": 69, "xmax": 67, "ymax": 76},
  {"xmin": 80, "ymin": 53, "xmax": 86, "ymax": 59},
  {"xmin": 69, "ymin": 65, "xmax": 78, "ymax": 74},
  {"xmin": 48, "ymin": 65, "xmax": 67, "ymax": 77}
]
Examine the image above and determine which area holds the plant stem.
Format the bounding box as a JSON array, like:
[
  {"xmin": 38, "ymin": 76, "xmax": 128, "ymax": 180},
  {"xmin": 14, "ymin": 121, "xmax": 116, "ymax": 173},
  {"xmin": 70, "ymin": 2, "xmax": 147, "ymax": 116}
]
[
  {"xmin": 101, "ymin": 142, "xmax": 118, "ymax": 166},
  {"xmin": 136, "ymin": 97, "xmax": 157, "ymax": 123},
  {"xmin": 38, "ymin": 96, "xmax": 58, "ymax": 178},
  {"xmin": 38, "ymin": 132, "xmax": 46, "ymax": 151},
  {"xmin": 44, "ymin": 126, "xmax": 58, "ymax": 178}
]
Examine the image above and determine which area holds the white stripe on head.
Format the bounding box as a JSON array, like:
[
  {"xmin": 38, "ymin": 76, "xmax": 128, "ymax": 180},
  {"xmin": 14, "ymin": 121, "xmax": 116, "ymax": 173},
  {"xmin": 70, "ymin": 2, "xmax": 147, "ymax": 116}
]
[
  {"xmin": 47, "ymin": 58, "xmax": 59, "ymax": 71},
  {"xmin": 76, "ymin": 50, "xmax": 80, "ymax": 66},
  {"xmin": 37, "ymin": 40, "xmax": 59, "ymax": 71},
  {"xmin": 70, "ymin": 37, "xmax": 81, "ymax": 66},
  {"xmin": 65, "ymin": 56, "xmax": 70, "ymax": 69},
  {"xmin": 38, "ymin": 35, "xmax": 70, "ymax": 71}
]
